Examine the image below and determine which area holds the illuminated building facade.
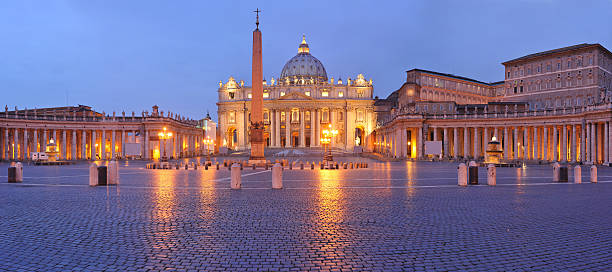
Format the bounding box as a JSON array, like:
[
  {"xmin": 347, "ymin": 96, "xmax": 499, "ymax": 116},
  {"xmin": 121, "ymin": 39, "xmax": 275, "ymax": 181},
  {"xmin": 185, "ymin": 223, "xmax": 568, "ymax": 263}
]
[
  {"xmin": 217, "ymin": 36, "xmax": 376, "ymax": 152},
  {"xmin": 375, "ymin": 43, "xmax": 612, "ymax": 165},
  {"xmin": 0, "ymin": 105, "xmax": 204, "ymax": 161}
]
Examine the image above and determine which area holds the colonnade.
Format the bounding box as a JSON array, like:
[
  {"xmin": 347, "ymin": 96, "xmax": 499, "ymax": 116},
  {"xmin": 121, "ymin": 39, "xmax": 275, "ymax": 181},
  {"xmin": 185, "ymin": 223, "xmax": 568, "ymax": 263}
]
[
  {"xmin": 376, "ymin": 120, "xmax": 611, "ymax": 165},
  {"xmin": 0, "ymin": 127, "xmax": 203, "ymax": 161}
]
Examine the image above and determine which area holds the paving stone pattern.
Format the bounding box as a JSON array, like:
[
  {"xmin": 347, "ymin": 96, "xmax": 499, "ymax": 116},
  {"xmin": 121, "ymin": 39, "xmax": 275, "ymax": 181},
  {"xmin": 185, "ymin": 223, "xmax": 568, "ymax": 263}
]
[{"xmin": 1, "ymin": 160, "xmax": 611, "ymax": 271}]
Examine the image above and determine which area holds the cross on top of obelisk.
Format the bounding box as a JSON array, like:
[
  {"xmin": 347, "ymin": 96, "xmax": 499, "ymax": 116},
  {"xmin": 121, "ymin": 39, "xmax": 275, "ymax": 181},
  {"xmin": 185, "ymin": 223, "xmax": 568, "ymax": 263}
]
[{"xmin": 254, "ymin": 8, "xmax": 261, "ymax": 29}]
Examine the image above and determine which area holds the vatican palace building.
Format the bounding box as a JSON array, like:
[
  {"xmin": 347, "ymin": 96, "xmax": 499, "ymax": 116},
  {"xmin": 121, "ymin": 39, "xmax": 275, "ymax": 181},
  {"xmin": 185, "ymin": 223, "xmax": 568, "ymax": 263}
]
[{"xmin": 375, "ymin": 43, "xmax": 611, "ymax": 165}]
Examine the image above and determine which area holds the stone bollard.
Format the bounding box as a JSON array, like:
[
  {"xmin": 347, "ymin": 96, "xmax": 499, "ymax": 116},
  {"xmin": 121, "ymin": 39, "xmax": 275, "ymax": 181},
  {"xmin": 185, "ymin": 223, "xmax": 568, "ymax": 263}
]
[
  {"xmin": 265, "ymin": 163, "xmax": 269, "ymax": 170},
  {"xmin": 320, "ymin": 163, "xmax": 324, "ymax": 169},
  {"xmin": 574, "ymin": 165, "xmax": 582, "ymax": 184},
  {"xmin": 272, "ymin": 163, "xmax": 283, "ymax": 189},
  {"xmin": 15, "ymin": 162, "xmax": 23, "ymax": 183},
  {"xmin": 89, "ymin": 163, "xmax": 98, "ymax": 186},
  {"xmin": 185, "ymin": 163, "xmax": 189, "ymax": 170},
  {"xmin": 240, "ymin": 163, "xmax": 243, "ymax": 170},
  {"xmin": 590, "ymin": 165, "xmax": 597, "ymax": 183},
  {"xmin": 289, "ymin": 163, "xmax": 292, "ymax": 170},
  {"xmin": 231, "ymin": 163, "xmax": 241, "ymax": 189},
  {"xmin": 311, "ymin": 163, "xmax": 314, "ymax": 169},
  {"xmin": 487, "ymin": 164, "xmax": 496, "ymax": 186},
  {"xmin": 253, "ymin": 164, "xmax": 256, "ymax": 170},
  {"xmin": 194, "ymin": 163, "xmax": 197, "ymax": 170},
  {"xmin": 205, "ymin": 164, "xmax": 209, "ymax": 170},
  {"xmin": 552, "ymin": 162, "xmax": 560, "ymax": 182},
  {"xmin": 175, "ymin": 163, "xmax": 179, "ymax": 170},
  {"xmin": 458, "ymin": 163, "xmax": 467, "ymax": 187},
  {"xmin": 216, "ymin": 162, "xmax": 220, "ymax": 170},
  {"xmin": 108, "ymin": 161, "xmax": 119, "ymax": 185}
]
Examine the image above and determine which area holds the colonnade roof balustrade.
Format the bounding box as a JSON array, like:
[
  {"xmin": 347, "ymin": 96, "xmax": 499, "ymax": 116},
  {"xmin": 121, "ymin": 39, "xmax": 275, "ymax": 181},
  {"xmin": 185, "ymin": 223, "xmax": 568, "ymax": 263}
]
[
  {"xmin": 377, "ymin": 102, "xmax": 612, "ymax": 129},
  {"xmin": 0, "ymin": 111, "xmax": 201, "ymax": 127}
]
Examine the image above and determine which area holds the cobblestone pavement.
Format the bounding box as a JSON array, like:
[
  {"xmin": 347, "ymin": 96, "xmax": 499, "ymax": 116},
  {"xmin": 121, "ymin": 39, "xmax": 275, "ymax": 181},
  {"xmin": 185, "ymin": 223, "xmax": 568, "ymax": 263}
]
[{"xmin": 1, "ymin": 159, "xmax": 611, "ymax": 271}]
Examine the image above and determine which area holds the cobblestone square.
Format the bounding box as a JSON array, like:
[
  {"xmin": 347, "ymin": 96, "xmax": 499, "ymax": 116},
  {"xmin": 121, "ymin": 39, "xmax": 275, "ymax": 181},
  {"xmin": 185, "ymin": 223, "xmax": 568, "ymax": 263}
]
[{"xmin": 1, "ymin": 159, "xmax": 611, "ymax": 271}]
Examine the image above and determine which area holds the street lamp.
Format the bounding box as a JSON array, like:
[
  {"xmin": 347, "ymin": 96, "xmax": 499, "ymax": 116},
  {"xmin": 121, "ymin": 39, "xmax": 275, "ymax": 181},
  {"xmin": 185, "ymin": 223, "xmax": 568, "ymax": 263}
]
[
  {"xmin": 202, "ymin": 137, "xmax": 214, "ymax": 163},
  {"xmin": 158, "ymin": 127, "xmax": 173, "ymax": 162},
  {"xmin": 321, "ymin": 124, "xmax": 338, "ymax": 162}
]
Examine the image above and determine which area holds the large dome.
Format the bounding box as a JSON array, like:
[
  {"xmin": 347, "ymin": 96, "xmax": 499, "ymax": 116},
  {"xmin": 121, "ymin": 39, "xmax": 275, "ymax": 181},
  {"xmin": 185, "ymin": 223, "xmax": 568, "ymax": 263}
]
[{"xmin": 280, "ymin": 36, "xmax": 328, "ymax": 83}]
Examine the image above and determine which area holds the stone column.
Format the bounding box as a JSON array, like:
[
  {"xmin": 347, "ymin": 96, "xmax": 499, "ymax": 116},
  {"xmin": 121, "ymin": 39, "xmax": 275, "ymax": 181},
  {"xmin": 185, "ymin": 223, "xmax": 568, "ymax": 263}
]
[
  {"xmin": 275, "ymin": 110, "xmax": 281, "ymax": 147},
  {"xmin": 483, "ymin": 127, "xmax": 489, "ymax": 146},
  {"xmin": 590, "ymin": 122, "xmax": 596, "ymax": 163},
  {"xmin": 605, "ymin": 121, "xmax": 610, "ymax": 164},
  {"xmin": 299, "ymin": 110, "xmax": 305, "ymax": 147},
  {"xmin": 581, "ymin": 123, "xmax": 586, "ymax": 162},
  {"xmin": 33, "ymin": 129, "xmax": 38, "ymax": 153},
  {"xmin": 523, "ymin": 127, "xmax": 529, "ymax": 161},
  {"xmin": 543, "ymin": 126, "xmax": 548, "ymax": 161},
  {"xmin": 571, "ymin": 125, "xmax": 577, "ymax": 163},
  {"xmin": 91, "ymin": 130, "xmax": 97, "ymax": 160},
  {"xmin": 453, "ymin": 127, "xmax": 459, "ymax": 159},
  {"xmin": 443, "ymin": 128, "xmax": 449, "ymax": 158},
  {"xmin": 310, "ymin": 110, "xmax": 316, "ymax": 148},
  {"xmin": 463, "ymin": 127, "xmax": 469, "ymax": 158},
  {"xmin": 552, "ymin": 125, "xmax": 558, "ymax": 162},
  {"xmin": 111, "ymin": 130, "xmax": 116, "ymax": 159},
  {"xmin": 101, "ymin": 130, "xmax": 106, "ymax": 160},
  {"xmin": 14, "ymin": 128, "xmax": 18, "ymax": 160},
  {"xmin": 23, "ymin": 129, "xmax": 28, "ymax": 160},
  {"xmin": 60, "ymin": 130, "xmax": 66, "ymax": 160},
  {"xmin": 121, "ymin": 130, "xmax": 126, "ymax": 158},
  {"xmin": 561, "ymin": 125, "xmax": 567, "ymax": 162},
  {"xmin": 3, "ymin": 129, "xmax": 7, "ymax": 160},
  {"xmin": 285, "ymin": 110, "xmax": 290, "ymax": 148},
  {"xmin": 314, "ymin": 109, "xmax": 320, "ymax": 147},
  {"xmin": 82, "ymin": 131, "xmax": 87, "ymax": 159},
  {"xmin": 401, "ymin": 128, "xmax": 407, "ymax": 157},
  {"xmin": 503, "ymin": 127, "xmax": 509, "ymax": 160},
  {"xmin": 532, "ymin": 126, "xmax": 540, "ymax": 161},
  {"xmin": 513, "ymin": 127, "xmax": 518, "ymax": 160},
  {"xmin": 143, "ymin": 130, "xmax": 148, "ymax": 159},
  {"xmin": 474, "ymin": 127, "xmax": 479, "ymax": 159},
  {"xmin": 270, "ymin": 109, "xmax": 275, "ymax": 147},
  {"xmin": 417, "ymin": 126, "xmax": 423, "ymax": 159},
  {"xmin": 71, "ymin": 130, "xmax": 77, "ymax": 160},
  {"xmin": 432, "ymin": 127, "xmax": 438, "ymax": 142}
]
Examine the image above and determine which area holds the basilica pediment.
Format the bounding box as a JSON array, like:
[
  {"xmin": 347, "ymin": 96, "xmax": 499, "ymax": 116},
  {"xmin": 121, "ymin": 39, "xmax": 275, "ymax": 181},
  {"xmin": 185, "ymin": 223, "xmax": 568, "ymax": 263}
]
[{"xmin": 276, "ymin": 91, "xmax": 314, "ymax": 100}]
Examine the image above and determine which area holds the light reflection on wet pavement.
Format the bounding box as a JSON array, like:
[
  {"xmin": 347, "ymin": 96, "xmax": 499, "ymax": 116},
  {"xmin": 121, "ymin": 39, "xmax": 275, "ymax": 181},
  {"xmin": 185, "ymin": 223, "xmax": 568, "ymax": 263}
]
[{"xmin": 1, "ymin": 158, "xmax": 611, "ymax": 271}]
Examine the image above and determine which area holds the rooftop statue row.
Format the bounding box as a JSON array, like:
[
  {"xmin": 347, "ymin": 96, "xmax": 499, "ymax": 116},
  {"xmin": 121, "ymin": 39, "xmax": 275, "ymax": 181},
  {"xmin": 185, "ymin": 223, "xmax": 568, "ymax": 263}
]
[{"xmin": 218, "ymin": 74, "xmax": 373, "ymax": 89}]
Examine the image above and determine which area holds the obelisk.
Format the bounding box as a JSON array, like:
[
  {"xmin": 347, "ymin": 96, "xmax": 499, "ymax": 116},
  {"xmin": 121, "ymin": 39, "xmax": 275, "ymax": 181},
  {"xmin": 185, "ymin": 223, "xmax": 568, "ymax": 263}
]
[{"xmin": 249, "ymin": 9, "xmax": 265, "ymax": 162}]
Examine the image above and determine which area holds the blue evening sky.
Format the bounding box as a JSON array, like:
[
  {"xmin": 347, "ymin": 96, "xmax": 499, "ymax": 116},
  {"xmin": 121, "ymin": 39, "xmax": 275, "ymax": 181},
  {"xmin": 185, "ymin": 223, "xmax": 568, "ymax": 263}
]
[{"xmin": 1, "ymin": 0, "xmax": 611, "ymax": 120}]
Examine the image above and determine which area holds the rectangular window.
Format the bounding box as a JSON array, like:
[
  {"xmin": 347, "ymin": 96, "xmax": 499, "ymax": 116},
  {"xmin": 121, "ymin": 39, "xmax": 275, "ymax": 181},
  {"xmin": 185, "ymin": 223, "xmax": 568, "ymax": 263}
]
[
  {"xmin": 280, "ymin": 91, "xmax": 285, "ymax": 96},
  {"xmin": 322, "ymin": 110, "xmax": 329, "ymax": 122},
  {"xmin": 357, "ymin": 110, "xmax": 364, "ymax": 122},
  {"xmin": 305, "ymin": 91, "xmax": 310, "ymax": 96},
  {"xmin": 247, "ymin": 93, "xmax": 252, "ymax": 99},
  {"xmin": 229, "ymin": 111, "xmax": 236, "ymax": 124},
  {"xmin": 338, "ymin": 91, "xmax": 344, "ymax": 97},
  {"xmin": 229, "ymin": 92, "xmax": 235, "ymax": 99},
  {"xmin": 263, "ymin": 92, "xmax": 269, "ymax": 98},
  {"xmin": 280, "ymin": 112, "xmax": 286, "ymax": 122},
  {"xmin": 263, "ymin": 111, "xmax": 269, "ymax": 122},
  {"xmin": 321, "ymin": 91, "xmax": 329, "ymax": 97}
]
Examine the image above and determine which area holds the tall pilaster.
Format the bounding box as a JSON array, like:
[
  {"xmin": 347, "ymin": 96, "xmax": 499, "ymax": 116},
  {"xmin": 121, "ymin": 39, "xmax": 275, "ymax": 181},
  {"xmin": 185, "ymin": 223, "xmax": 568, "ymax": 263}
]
[
  {"xmin": 310, "ymin": 110, "xmax": 315, "ymax": 148},
  {"xmin": 561, "ymin": 125, "xmax": 567, "ymax": 162},
  {"xmin": 417, "ymin": 126, "xmax": 423, "ymax": 159},
  {"xmin": 523, "ymin": 127, "xmax": 529, "ymax": 161},
  {"xmin": 42, "ymin": 129, "xmax": 47, "ymax": 153},
  {"xmin": 513, "ymin": 127, "xmax": 518, "ymax": 160},
  {"xmin": 33, "ymin": 129, "xmax": 38, "ymax": 153},
  {"xmin": 101, "ymin": 130, "xmax": 106, "ymax": 160},
  {"xmin": 111, "ymin": 130, "xmax": 116, "ymax": 159},
  {"xmin": 401, "ymin": 127, "xmax": 407, "ymax": 157},
  {"xmin": 275, "ymin": 110, "xmax": 281, "ymax": 147},
  {"xmin": 270, "ymin": 109, "xmax": 275, "ymax": 147},
  {"xmin": 534, "ymin": 127, "xmax": 540, "ymax": 161},
  {"xmin": 474, "ymin": 127, "xmax": 479, "ymax": 159}
]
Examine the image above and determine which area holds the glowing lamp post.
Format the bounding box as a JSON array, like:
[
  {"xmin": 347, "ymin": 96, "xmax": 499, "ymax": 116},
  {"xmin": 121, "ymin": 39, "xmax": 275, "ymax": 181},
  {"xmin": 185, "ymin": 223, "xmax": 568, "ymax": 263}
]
[
  {"xmin": 202, "ymin": 137, "xmax": 214, "ymax": 162},
  {"xmin": 158, "ymin": 127, "xmax": 173, "ymax": 162},
  {"xmin": 321, "ymin": 124, "xmax": 338, "ymax": 161}
]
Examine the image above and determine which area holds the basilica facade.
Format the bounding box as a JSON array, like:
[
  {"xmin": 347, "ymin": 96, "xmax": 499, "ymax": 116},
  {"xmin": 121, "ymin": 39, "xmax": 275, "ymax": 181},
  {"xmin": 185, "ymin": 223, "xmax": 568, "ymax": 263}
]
[{"xmin": 217, "ymin": 36, "xmax": 376, "ymax": 152}]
